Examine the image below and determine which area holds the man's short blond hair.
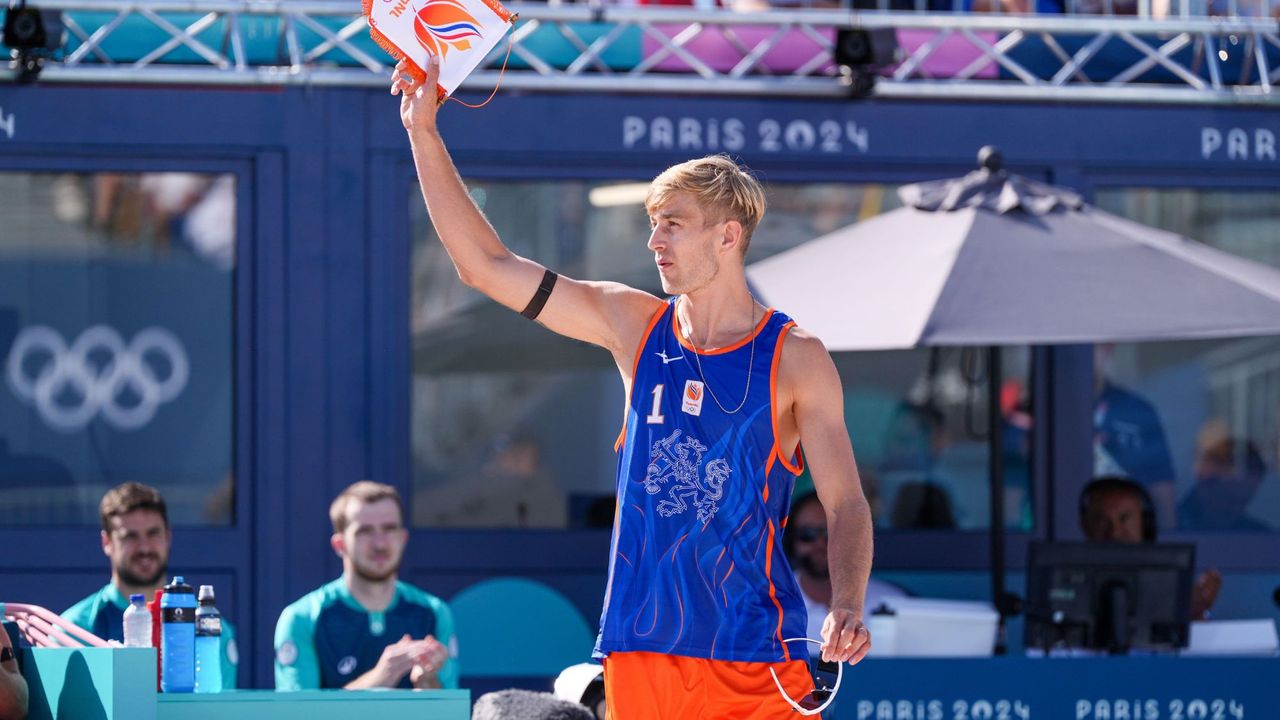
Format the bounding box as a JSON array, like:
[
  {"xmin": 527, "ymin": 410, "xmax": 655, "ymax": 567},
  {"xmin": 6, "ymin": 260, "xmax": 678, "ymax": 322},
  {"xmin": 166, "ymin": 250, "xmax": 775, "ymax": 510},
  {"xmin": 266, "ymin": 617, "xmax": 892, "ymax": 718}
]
[
  {"xmin": 645, "ymin": 155, "xmax": 767, "ymax": 257},
  {"xmin": 329, "ymin": 481, "xmax": 403, "ymax": 533}
]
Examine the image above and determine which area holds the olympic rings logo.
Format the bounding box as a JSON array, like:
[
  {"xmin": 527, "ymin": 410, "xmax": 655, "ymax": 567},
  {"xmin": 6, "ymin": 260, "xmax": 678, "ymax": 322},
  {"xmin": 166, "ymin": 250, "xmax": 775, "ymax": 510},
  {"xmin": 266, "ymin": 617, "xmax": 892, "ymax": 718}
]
[{"xmin": 5, "ymin": 325, "xmax": 190, "ymax": 432}]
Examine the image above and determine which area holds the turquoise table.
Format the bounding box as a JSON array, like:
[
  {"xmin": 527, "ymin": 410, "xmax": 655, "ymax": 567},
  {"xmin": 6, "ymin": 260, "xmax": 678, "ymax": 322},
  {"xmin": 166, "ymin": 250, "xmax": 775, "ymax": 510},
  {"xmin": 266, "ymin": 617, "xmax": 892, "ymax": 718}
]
[
  {"xmin": 158, "ymin": 690, "xmax": 470, "ymax": 720},
  {"xmin": 19, "ymin": 647, "xmax": 469, "ymax": 720}
]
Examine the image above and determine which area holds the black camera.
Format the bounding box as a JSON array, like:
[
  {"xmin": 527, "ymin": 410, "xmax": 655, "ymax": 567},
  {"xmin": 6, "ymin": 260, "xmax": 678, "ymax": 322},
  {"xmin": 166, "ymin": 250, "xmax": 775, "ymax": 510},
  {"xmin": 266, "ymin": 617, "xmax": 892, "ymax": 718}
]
[
  {"xmin": 4, "ymin": 4, "xmax": 64, "ymax": 82},
  {"xmin": 4, "ymin": 6, "xmax": 47, "ymax": 49}
]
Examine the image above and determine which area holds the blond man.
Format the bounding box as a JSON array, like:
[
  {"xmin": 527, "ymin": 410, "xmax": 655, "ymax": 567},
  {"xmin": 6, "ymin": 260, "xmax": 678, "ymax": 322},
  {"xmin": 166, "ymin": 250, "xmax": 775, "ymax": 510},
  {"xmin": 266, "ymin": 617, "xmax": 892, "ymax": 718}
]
[{"xmin": 393, "ymin": 57, "xmax": 871, "ymax": 718}]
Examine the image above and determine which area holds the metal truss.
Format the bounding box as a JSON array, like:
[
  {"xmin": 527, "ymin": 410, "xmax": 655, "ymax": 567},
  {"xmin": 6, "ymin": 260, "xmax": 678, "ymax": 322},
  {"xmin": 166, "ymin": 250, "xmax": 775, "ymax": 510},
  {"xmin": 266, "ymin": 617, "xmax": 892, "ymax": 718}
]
[{"xmin": 4, "ymin": 0, "xmax": 1279, "ymax": 104}]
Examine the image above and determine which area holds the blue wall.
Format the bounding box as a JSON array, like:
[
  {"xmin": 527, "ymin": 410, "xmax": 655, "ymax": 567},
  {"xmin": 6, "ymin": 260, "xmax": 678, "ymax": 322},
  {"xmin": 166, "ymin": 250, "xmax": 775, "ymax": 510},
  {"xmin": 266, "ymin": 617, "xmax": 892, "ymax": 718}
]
[{"xmin": 1, "ymin": 85, "xmax": 1278, "ymax": 688}]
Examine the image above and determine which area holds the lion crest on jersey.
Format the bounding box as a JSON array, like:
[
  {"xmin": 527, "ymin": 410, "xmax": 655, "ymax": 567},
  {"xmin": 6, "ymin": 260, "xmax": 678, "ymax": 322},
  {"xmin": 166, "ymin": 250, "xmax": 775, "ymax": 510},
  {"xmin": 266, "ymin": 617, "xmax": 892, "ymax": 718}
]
[{"xmin": 643, "ymin": 429, "xmax": 730, "ymax": 522}]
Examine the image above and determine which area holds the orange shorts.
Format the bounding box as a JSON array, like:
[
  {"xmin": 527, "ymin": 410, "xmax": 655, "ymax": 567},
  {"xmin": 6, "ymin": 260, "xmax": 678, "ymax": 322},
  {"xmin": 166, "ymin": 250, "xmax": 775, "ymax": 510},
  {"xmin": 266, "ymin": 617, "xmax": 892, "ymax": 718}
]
[{"xmin": 602, "ymin": 650, "xmax": 814, "ymax": 720}]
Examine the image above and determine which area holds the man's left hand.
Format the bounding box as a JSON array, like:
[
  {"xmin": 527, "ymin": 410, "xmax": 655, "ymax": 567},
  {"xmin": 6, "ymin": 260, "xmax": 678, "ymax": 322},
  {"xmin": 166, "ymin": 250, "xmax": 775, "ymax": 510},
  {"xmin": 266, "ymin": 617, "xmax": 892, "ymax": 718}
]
[
  {"xmin": 409, "ymin": 635, "xmax": 449, "ymax": 689},
  {"xmin": 820, "ymin": 608, "xmax": 871, "ymax": 664}
]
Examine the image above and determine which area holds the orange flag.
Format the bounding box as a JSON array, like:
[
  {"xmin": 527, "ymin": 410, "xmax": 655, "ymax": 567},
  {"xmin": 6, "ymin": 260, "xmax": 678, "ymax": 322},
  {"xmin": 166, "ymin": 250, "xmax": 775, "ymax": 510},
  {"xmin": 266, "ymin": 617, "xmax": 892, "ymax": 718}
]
[{"xmin": 365, "ymin": 0, "xmax": 515, "ymax": 99}]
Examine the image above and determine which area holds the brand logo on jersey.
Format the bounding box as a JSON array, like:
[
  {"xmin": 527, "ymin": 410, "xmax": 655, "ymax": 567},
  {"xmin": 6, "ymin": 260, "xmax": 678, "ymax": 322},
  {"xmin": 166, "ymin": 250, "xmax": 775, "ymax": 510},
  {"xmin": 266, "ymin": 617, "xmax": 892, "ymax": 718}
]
[
  {"xmin": 682, "ymin": 380, "xmax": 704, "ymax": 416},
  {"xmin": 643, "ymin": 429, "xmax": 731, "ymax": 522},
  {"xmin": 655, "ymin": 351, "xmax": 685, "ymax": 364},
  {"xmin": 338, "ymin": 655, "xmax": 358, "ymax": 675}
]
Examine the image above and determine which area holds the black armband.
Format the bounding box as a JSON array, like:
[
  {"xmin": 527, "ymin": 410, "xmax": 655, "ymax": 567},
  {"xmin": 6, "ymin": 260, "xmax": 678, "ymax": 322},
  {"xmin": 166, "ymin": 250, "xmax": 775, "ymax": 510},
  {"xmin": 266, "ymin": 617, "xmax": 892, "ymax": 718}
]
[{"xmin": 520, "ymin": 269, "xmax": 558, "ymax": 320}]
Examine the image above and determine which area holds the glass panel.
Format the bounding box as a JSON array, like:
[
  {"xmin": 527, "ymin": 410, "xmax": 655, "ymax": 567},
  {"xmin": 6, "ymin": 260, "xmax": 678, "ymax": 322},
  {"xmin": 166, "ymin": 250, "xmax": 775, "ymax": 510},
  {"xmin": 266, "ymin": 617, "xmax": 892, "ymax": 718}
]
[
  {"xmin": 1092, "ymin": 188, "xmax": 1280, "ymax": 532},
  {"xmin": 828, "ymin": 346, "xmax": 1033, "ymax": 531},
  {"xmin": 0, "ymin": 171, "xmax": 236, "ymax": 525},
  {"xmin": 410, "ymin": 179, "xmax": 1032, "ymax": 530}
]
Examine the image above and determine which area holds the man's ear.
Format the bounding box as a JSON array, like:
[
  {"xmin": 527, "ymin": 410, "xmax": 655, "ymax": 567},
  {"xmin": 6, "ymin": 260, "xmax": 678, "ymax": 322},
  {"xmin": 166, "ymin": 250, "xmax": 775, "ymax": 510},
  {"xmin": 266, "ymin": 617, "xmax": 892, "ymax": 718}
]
[
  {"xmin": 101, "ymin": 530, "xmax": 112, "ymax": 558},
  {"xmin": 331, "ymin": 533, "xmax": 346, "ymax": 558},
  {"xmin": 721, "ymin": 220, "xmax": 744, "ymax": 255}
]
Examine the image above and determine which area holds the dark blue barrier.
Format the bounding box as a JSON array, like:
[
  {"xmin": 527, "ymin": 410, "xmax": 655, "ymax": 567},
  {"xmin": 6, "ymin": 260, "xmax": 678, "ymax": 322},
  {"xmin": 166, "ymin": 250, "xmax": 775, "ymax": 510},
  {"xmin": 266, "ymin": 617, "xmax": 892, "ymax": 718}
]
[{"xmin": 830, "ymin": 657, "xmax": 1275, "ymax": 720}]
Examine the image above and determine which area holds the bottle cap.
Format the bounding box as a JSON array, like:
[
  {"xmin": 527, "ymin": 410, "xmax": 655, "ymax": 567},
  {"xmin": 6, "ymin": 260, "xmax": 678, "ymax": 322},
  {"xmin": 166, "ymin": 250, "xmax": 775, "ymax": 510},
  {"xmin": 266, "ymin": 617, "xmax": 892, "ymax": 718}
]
[
  {"xmin": 198, "ymin": 585, "xmax": 215, "ymax": 602},
  {"xmin": 130, "ymin": 594, "xmax": 145, "ymax": 603}
]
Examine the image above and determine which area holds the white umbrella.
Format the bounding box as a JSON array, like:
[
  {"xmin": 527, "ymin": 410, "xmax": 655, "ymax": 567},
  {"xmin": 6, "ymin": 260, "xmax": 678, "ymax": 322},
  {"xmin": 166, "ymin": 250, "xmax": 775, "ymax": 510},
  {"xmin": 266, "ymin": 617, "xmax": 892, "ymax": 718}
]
[
  {"xmin": 748, "ymin": 154, "xmax": 1280, "ymax": 350},
  {"xmin": 747, "ymin": 147, "xmax": 1280, "ymax": 649}
]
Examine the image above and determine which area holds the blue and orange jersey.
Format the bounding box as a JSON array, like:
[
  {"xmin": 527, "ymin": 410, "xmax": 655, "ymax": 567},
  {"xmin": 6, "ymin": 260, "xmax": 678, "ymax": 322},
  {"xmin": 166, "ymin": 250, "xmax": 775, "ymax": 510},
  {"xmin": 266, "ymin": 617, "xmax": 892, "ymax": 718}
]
[{"xmin": 596, "ymin": 297, "xmax": 807, "ymax": 664}]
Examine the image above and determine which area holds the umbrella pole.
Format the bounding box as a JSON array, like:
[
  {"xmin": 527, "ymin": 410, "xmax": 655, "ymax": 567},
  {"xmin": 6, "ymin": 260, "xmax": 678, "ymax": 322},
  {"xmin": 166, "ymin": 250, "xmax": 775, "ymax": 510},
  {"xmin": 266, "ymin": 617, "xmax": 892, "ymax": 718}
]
[{"xmin": 988, "ymin": 345, "xmax": 1007, "ymax": 655}]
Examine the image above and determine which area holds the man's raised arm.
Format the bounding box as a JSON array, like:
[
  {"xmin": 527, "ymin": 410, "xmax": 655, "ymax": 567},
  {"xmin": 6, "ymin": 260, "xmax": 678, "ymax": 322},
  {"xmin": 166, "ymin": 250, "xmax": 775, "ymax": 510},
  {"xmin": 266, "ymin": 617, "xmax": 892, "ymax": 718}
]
[{"xmin": 393, "ymin": 56, "xmax": 661, "ymax": 357}]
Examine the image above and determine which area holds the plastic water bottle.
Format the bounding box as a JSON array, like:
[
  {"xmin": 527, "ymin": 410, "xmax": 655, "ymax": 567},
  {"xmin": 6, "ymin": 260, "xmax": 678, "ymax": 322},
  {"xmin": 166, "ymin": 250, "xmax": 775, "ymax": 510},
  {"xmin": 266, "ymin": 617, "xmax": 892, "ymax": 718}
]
[
  {"xmin": 150, "ymin": 589, "xmax": 164, "ymax": 691},
  {"xmin": 160, "ymin": 576, "xmax": 196, "ymax": 693},
  {"xmin": 123, "ymin": 594, "xmax": 153, "ymax": 648},
  {"xmin": 194, "ymin": 585, "xmax": 223, "ymax": 694}
]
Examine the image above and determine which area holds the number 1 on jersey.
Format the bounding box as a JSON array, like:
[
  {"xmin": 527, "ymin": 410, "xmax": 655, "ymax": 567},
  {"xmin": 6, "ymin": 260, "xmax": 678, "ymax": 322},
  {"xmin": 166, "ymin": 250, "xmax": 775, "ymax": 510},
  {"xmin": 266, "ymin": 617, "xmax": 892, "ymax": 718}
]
[{"xmin": 646, "ymin": 384, "xmax": 665, "ymax": 424}]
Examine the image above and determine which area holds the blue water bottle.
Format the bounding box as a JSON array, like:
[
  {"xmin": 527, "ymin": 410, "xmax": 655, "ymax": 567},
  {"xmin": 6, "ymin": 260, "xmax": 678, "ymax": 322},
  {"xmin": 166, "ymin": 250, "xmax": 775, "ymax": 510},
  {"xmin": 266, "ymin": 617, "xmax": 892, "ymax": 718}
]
[
  {"xmin": 194, "ymin": 585, "xmax": 223, "ymax": 693},
  {"xmin": 160, "ymin": 576, "xmax": 196, "ymax": 693}
]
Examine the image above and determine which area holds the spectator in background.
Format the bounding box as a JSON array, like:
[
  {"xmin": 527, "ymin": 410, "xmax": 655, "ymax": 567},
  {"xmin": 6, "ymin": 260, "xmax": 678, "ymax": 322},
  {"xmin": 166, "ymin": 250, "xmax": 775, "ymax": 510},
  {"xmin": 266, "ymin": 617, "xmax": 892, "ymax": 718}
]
[
  {"xmin": 413, "ymin": 432, "xmax": 566, "ymax": 528},
  {"xmin": 785, "ymin": 492, "xmax": 907, "ymax": 655},
  {"xmin": 138, "ymin": 172, "xmax": 207, "ymax": 251},
  {"xmin": 877, "ymin": 402, "xmax": 944, "ymax": 524},
  {"xmin": 1093, "ymin": 344, "xmax": 1177, "ymax": 530},
  {"xmin": 964, "ymin": 0, "xmax": 1070, "ymax": 13},
  {"xmin": 1080, "ymin": 476, "xmax": 1221, "ymax": 620},
  {"xmin": 878, "ymin": 402, "xmax": 960, "ymax": 529},
  {"xmin": 0, "ymin": 626, "xmax": 27, "ymax": 720},
  {"xmin": 62, "ymin": 483, "xmax": 240, "ymax": 687},
  {"xmin": 1179, "ymin": 425, "xmax": 1270, "ymax": 532},
  {"xmin": 274, "ymin": 481, "xmax": 458, "ymax": 690},
  {"xmin": 890, "ymin": 481, "xmax": 958, "ymax": 529}
]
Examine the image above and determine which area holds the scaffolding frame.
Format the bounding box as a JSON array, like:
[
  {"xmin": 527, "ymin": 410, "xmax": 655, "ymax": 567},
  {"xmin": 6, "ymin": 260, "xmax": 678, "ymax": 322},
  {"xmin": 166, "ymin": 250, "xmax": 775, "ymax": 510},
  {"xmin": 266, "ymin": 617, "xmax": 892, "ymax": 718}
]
[{"xmin": 4, "ymin": 1, "xmax": 1279, "ymax": 104}]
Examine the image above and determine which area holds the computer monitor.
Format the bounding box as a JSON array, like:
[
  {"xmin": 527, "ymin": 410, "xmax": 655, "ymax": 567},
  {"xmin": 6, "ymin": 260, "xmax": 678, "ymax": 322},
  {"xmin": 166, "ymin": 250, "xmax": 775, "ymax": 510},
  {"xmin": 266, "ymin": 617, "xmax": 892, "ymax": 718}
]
[{"xmin": 1025, "ymin": 541, "xmax": 1195, "ymax": 655}]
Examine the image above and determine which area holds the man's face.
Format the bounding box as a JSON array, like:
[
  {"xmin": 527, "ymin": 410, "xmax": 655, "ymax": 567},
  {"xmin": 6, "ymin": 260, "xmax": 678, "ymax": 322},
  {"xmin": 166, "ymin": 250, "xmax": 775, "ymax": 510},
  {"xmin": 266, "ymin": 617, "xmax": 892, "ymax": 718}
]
[
  {"xmin": 1081, "ymin": 489, "xmax": 1145, "ymax": 543},
  {"xmin": 790, "ymin": 501, "xmax": 829, "ymax": 578},
  {"xmin": 334, "ymin": 498, "xmax": 407, "ymax": 583},
  {"xmin": 647, "ymin": 192, "xmax": 729, "ymax": 296},
  {"xmin": 102, "ymin": 509, "xmax": 171, "ymax": 588}
]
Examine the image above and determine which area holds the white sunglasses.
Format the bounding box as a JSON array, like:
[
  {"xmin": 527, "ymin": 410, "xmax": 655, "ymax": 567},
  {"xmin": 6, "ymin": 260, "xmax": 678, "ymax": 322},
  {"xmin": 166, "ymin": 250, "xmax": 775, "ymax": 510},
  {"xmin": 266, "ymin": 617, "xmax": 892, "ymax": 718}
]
[{"xmin": 768, "ymin": 638, "xmax": 844, "ymax": 716}]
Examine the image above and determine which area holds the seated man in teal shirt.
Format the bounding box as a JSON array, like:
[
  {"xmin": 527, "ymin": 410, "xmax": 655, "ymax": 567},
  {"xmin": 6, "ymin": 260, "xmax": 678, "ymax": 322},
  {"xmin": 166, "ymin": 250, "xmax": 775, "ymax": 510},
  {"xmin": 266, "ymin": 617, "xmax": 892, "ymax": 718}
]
[
  {"xmin": 274, "ymin": 481, "xmax": 458, "ymax": 690},
  {"xmin": 62, "ymin": 482, "xmax": 239, "ymax": 687}
]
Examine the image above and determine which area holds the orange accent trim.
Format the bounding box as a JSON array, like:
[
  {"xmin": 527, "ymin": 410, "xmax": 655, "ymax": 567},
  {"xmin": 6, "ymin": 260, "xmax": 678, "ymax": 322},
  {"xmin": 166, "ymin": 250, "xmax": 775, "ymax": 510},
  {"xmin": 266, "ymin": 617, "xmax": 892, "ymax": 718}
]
[
  {"xmin": 614, "ymin": 301, "xmax": 670, "ymax": 452},
  {"xmin": 672, "ymin": 298, "xmax": 775, "ymax": 355},
  {"xmin": 479, "ymin": 0, "xmax": 514, "ymax": 21},
  {"xmin": 764, "ymin": 446, "xmax": 777, "ymax": 478},
  {"xmin": 763, "ymin": 519, "xmax": 790, "ymax": 662},
  {"xmin": 445, "ymin": 35, "xmax": 512, "ymax": 109},
  {"xmin": 364, "ymin": 5, "xmax": 438, "ymax": 100},
  {"xmin": 769, "ymin": 322, "xmax": 803, "ymax": 475}
]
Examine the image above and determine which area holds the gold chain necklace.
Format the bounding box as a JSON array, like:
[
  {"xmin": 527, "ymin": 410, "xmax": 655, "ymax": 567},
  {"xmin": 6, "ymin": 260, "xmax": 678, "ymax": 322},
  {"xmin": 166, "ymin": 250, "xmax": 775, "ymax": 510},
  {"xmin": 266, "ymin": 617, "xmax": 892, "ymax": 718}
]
[{"xmin": 680, "ymin": 296, "xmax": 758, "ymax": 416}]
